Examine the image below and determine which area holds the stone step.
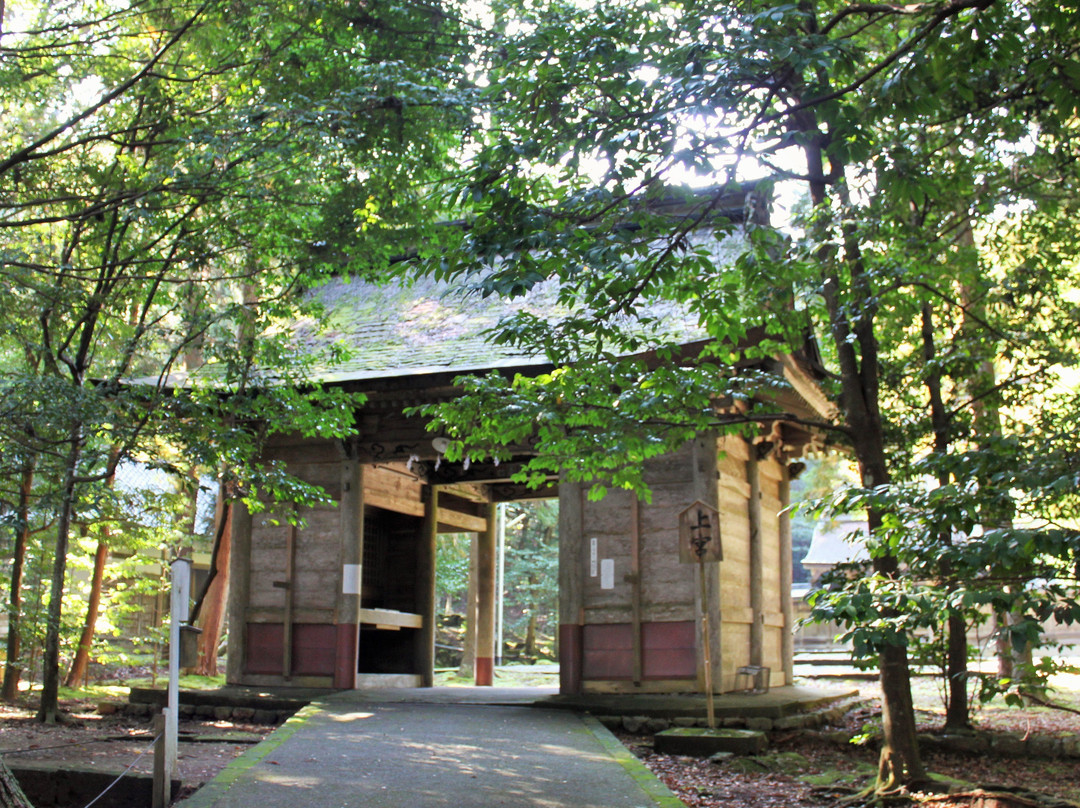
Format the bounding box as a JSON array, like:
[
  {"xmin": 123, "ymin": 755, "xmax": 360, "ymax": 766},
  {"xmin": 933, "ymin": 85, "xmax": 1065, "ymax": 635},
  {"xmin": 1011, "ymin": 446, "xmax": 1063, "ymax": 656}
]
[{"xmin": 654, "ymin": 727, "xmax": 769, "ymax": 757}]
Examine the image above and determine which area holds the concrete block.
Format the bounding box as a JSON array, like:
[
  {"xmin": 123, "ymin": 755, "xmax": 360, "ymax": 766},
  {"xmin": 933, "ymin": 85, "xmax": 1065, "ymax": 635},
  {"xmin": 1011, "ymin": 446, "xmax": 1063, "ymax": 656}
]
[
  {"xmin": 214, "ymin": 706, "xmax": 234, "ymax": 720},
  {"xmin": 232, "ymin": 707, "xmax": 256, "ymax": 721},
  {"xmin": 746, "ymin": 717, "xmax": 773, "ymax": 731},
  {"xmin": 622, "ymin": 715, "xmax": 648, "ymax": 734},
  {"xmin": 773, "ymin": 712, "xmax": 807, "ymax": 730},
  {"xmin": 991, "ymin": 734, "xmax": 1025, "ymax": 757},
  {"xmin": 654, "ymin": 728, "xmax": 769, "ymax": 757},
  {"xmin": 644, "ymin": 718, "xmax": 671, "ymax": 734},
  {"xmin": 1027, "ymin": 736, "xmax": 1061, "ymax": 758}
]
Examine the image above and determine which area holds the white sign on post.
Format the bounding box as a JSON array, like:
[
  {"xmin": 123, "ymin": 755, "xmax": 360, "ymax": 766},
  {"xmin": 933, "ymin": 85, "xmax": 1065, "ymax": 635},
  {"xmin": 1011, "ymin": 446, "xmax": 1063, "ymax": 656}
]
[
  {"xmin": 342, "ymin": 563, "xmax": 362, "ymax": 594},
  {"xmin": 600, "ymin": 558, "xmax": 615, "ymax": 590},
  {"xmin": 589, "ymin": 538, "xmax": 598, "ymax": 577},
  {"xmin": 167, "ymin": 557, "xmax": 192, "ymax": 787}
]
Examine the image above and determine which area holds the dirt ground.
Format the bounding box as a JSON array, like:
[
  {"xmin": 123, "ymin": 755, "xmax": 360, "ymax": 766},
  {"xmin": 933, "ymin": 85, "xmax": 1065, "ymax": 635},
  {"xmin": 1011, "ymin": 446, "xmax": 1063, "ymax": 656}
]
[
  {"xmin": 2, "ymin": 685, "xmax": 1078, "ymax": 808},
  {"xmin": 619, "ymin": 696, "xmax": 1080, "ymax": 808},
  {"xmin": 0, "ymin": 697, "xmax": 273, "ymax": 798}
]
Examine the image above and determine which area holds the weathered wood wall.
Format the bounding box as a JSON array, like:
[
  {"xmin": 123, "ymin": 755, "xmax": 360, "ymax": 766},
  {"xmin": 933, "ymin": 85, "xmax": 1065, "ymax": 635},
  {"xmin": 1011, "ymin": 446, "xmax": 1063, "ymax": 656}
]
[
  {"xmin": 229, "ymin": 437, "xmax": 486, "ymax": 688},
  {"xmin": 236, "ymin": 438, "xmax": 344, "ymax": 686},
  {"xmin": 564, "ymin": 436, "xmax": 793, "ymax": 694}
]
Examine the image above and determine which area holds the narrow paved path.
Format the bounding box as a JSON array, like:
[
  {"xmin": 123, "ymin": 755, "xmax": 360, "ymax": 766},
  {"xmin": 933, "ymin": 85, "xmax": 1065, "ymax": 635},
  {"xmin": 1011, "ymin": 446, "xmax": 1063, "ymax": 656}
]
[{"xmin": 178, "ymin": 692, "xmax": 681, "ymax": 808}]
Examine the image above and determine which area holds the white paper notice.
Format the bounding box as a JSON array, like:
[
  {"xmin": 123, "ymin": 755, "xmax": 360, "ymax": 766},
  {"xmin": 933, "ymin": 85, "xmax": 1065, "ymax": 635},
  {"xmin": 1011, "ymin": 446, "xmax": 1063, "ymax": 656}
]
[
  {"xmin": 590, "ymin": 538, "xmax": 598, "ymax": 577},
  {"xmin": 342, "ymin": 563, "xmax": 362, "ymax": 594},
  {"xmin": 600, "ymin": 558, "xmax": 615, "ymax": 590}
]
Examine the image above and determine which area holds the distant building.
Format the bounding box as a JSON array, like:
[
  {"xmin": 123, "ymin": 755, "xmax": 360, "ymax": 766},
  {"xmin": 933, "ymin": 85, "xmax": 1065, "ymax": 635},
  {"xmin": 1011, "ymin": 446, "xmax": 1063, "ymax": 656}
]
[{"xmin": 800, "ymin": 517, "xmax": 869, "ymax": 584}]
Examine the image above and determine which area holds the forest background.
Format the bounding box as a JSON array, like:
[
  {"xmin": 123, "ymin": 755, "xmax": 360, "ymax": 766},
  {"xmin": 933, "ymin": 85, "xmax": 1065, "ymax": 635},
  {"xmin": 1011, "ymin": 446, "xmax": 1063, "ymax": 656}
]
[{"xmin": 1, "ymin": 0, "xmax": 1079, "ymax": 801}]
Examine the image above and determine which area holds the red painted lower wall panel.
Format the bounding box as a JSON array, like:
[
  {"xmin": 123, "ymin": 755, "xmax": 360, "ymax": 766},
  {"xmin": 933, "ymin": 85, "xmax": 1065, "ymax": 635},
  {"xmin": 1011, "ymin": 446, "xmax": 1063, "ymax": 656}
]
[
  {"xmin": 642, "ymin": 621, "xmax": 696, "ymax": 679},
  {"xmin": 291, "ymin": 624, "xmax": 337, "ymax": 676},
  {"xmin": 245, "ymin": 623, "xmax": 338, "ymax": 677},
  {"xmin": 245, "ymin": 623, "xmax": 283, "ymax": 675},
  {"xmin": 581, "ymin": 621, "xmax": 696, "ymax": 680}
]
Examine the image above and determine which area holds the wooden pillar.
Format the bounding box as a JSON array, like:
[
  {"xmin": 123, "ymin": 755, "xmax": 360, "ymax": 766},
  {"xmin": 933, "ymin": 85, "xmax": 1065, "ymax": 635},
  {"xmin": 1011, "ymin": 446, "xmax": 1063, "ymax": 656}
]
[
  {"xmin": 225, "ymin": 501, "xmax": 252, "ymax": 684},
  {"xmin": 692, "ymin": 437, "xmax": 722, "ymax": 692},
  {"xmin": 335, "ymin": 460, "xmax": 363, "ymax": 689},
  {"xmin": 281, "ymin": 522, "xmax": 297, "ymax": 679},
  {"xmin": 630, "ymin": 497, "xmax": 643, "ymax": 686},
  {"xmin": 748, "ymin": 452, "xmax": 764, "ymax": 668},
  {"xmin": 417, "ymin": 485, "xmax": 439, "ymax": 687},
  {"xmin": 779, "ymin": 466, "xmax": 795, "ymax": 685},
  {"xmin": 459, "ymin": 535, "xmax": 478, "ymax": 678},
  {"xmin": 476, "ymin": 504, "xmax": 497, "ymax": 685},
  {"xmin": 558, "ymin": 481, "xmax": 585, "ymax": 694}
]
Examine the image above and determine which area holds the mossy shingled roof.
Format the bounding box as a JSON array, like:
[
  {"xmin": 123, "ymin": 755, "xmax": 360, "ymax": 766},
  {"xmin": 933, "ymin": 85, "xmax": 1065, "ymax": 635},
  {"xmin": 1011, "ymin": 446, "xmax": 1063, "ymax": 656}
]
[
  {"xmin": 288, "ymin": 267, "xmax": 714, "ymax": 384},
  {"xmin": 289, "ymin": 274, "xmax": 563, "ymax": 382}
]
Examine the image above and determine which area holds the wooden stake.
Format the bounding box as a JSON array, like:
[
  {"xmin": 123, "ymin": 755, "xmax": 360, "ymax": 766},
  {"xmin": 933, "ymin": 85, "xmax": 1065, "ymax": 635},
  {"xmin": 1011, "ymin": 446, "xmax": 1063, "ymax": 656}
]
[
  {"xmin": 699, "ymin": 560, "xmax": 716, "ymax": 729},
  {"xmin": 152, "ymin": 712, "xmax": 166, "ymax": 808}
]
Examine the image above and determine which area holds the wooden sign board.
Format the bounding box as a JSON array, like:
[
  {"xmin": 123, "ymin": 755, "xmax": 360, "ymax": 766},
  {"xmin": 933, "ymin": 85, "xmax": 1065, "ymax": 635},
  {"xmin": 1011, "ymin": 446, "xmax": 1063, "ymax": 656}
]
[{"xmin": 679, "ymin": 501, "xmax": 723, "ymax": 564}]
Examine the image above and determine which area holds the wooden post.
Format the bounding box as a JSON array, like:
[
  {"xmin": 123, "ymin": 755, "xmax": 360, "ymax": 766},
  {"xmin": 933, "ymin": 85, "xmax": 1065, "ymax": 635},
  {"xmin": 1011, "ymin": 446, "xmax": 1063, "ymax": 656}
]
[
  {"xmin": 558, "ymin": 481, "xmax": 585, "ymax": 694},
  {"xmin": 779, "ymin": 467, "xmax": 795, "ymax": 685},
  {"xmin": 281, "ymin": 521, "xmax": 297, "ymax": 679},
  {"xmin": 459, "ymin": 535, "xmax": 478, "ymax": 678},
  {"xmin": 691, "ymin": 437, "xmax": 722, "ymax": 692},
  {"xmin": 225, "ymin": 501, "xmax": 252, "ymax": 684},
  {"xmin": 335, "ymin": 460, "xmax": 363, "ymax": 689},
  {"xmin": 167, "ymin": 559, "xmax": 190, "ymax": 786},
  {"xmin": 698, "ymin": 560, "xmax": 716, "ymax": 728},
  {"xmin": 152, "ymin": 712, "xmax": 167, "ymax": 808},
  {"xmin": 476, "ymin": 504, "xmax": 497, "ymax": 685},
  {"xmin": 417, "ymin": 485, "xmax": 439, "ymax": 687},
  {"xmin": 630, "ymin": 496, "xmax": 643, "ymax": 686},
  {"xmin": 748, "ymin": 454, "xmax": 764, "ymax": 668}
]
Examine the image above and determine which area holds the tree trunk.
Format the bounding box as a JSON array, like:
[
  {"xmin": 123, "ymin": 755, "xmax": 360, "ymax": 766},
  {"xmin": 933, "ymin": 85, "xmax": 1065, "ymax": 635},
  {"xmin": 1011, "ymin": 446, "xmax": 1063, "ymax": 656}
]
[
  {"xmin": 945, "ymin": 611, "xmax": 970, "ymax": 729},
  {"xmin": 922, "ymin": 303, "xmax": 970, "ymax": 730},
  {"xmin": 869, "ymin": 514, "xmax": 930, "ymax": 790},
  {"xmin": 0, "ymin": 757, "xmax": 35, "ymax": 808},
  {"xmin": 3, "ymin": 461, "xmax": 35, "ymax": 703},
  {"xmin": 812, "ymin": 156, "xmax": 928, "ymax": 791},
  {"xmin": 64, "ymin": 446, "xmax": 124, "ymax": 690},
  {"xmin": 525, "ymin": 607, "xmax": 537, "ymax": 659},
  {"xmin": 37, "ymin": 420, "xmax": 84, "ymax": 723},
  {"xmin": 195, "ymin": 494, "xmax": 232, "ymax": 676},
  {"xmin": 63, "ymin": 533, "xmax": 108, "ymax": 688}
]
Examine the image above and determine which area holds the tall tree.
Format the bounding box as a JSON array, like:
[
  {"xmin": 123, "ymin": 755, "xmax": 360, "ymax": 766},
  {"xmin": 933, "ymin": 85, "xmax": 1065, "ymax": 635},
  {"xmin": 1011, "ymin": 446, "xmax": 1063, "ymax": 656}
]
[
  {"xmin": 1, "ymin": 0, "xmax": 474, "ymax": 720},
  {"xmin": 412, "ymin": 0, "xmax": 1080, "ymax": 794}
]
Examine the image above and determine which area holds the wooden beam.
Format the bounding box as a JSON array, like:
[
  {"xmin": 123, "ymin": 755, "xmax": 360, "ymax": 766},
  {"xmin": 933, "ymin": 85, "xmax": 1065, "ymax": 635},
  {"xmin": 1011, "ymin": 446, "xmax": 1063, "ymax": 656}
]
[
  {"xmin": 490, "ymin": 483, "xmax": 559, "ymax": 502},
  {"xmin": 630, "ymin": 496, "xmax": 643, "ymax": 686},
  {"xmin": 417, "ymin": 486, "xmax": 439, "ymax": 687},
  {"xmin": 359, "ymin": 608, "xmax": 423, "ymax": 629},
  {"xmin": 365, "ymin": 491, "xmax": 425, "ymax": 518},
  {"xmin": 779, "ymin": 467, "xmax": 795, "ymax": 686},
  {"xmin": 748, "ymin": 455, "xmax": 764, "ymax": 669},
  {"xmin": 438, "ymin": 482, "xmax": 491, "ymax": 503},
  {"xmin": 225, "ymin": 502, "xmax": 252, "ymax": 685},
  {"xmin": 335, "ymin": 461, "xmax": 363, "ymax": 688},
  {"xmin": 437, "ymin": 510, "xmax": 488, "ymax": 534},
  {"xmin": 692, "ymin": 436, "xmax": 722, "ymax": 692},
  {"xmin": 558, "ymin": 480, "xmax": 585, "ymax": 695},
  {"xmin": 476, "ymin": 505, "xmax": 497, "ymax": 686},
  {"xmin": 428, "ymin": 460, "xmax": 555, "ymax": 487},
  {"xmin": 281, "ymin": 520, "xmax": 297, "ymax": 680}
]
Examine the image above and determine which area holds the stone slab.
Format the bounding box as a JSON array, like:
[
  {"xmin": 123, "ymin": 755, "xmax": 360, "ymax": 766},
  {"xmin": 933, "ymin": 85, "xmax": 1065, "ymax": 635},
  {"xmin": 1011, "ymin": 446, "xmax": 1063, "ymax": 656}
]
[{"xmin": 654, "ymin": 727, "xmax": 768, "ymax": 757}]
